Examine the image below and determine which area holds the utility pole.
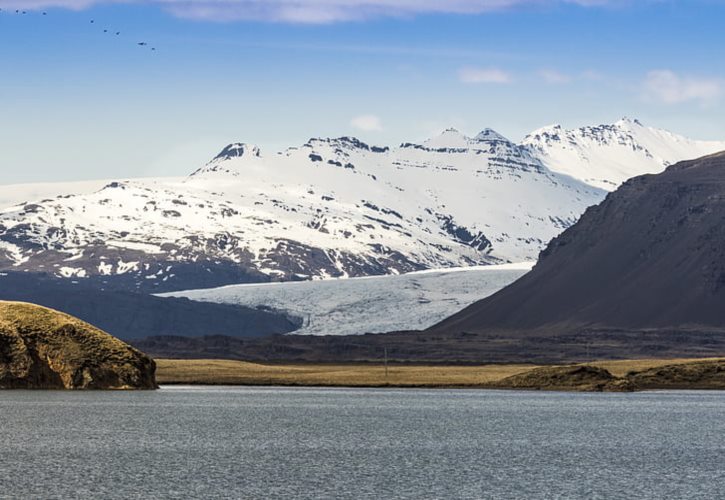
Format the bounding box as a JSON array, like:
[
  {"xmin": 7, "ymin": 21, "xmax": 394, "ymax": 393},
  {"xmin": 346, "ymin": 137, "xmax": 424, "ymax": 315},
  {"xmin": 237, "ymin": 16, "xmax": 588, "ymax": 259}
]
[{"xmin": 384, "ymin": 348, "xmax": 389, "ymax": 383}]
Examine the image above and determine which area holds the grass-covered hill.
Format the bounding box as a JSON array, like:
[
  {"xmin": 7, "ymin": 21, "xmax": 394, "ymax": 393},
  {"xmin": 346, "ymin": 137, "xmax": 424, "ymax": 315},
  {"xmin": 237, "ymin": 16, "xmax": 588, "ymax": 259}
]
[{"xmin": 0, "ymin": 301, "xmax": 157, "ymax": 389}]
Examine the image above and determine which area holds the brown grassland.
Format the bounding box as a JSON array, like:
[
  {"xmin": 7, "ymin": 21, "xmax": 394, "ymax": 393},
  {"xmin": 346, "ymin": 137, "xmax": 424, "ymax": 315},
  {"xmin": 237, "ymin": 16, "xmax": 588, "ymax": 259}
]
[
  {"xmin": 156, "ymin": 357, "xmax": 725, "ymax": 389},
  {"xmin": 155, "ymin": 359, "xmax": 535, "ymax": 387}
]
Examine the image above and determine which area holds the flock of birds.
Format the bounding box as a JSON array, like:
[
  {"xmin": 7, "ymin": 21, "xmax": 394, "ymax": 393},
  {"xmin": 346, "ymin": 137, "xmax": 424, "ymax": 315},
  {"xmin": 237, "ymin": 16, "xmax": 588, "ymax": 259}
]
[{"xmin": 0, "ymin": 7, "xmax": 157, "ymax": 52}]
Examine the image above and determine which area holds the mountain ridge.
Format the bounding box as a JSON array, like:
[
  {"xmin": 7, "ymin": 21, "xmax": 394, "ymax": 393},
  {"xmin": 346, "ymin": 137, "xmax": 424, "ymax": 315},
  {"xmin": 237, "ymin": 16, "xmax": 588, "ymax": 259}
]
[{"xmin": 1, "ymin": 119, "xmax": 722, "ymax": 293}]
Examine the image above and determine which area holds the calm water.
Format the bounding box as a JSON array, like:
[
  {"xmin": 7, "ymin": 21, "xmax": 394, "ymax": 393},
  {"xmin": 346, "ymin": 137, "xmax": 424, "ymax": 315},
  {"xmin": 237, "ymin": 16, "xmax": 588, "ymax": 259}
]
[{"xmin": 1, "ymin": 387, "xmax": 724, "ymax": 499}]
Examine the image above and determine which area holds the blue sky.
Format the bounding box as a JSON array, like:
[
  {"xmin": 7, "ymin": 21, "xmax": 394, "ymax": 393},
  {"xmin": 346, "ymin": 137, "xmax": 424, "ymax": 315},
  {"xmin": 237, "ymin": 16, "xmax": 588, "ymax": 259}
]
[{"xmin": 1, "ymin": 0, "xmax": 724, "ymax": 183}]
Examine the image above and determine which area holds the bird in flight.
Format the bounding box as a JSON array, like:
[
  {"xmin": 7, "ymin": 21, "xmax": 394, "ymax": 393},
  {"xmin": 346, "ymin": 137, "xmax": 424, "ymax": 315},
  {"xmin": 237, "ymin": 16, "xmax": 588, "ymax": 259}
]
[{"xmin": 1, "ymin": 10, "xmax": 158, "ymax": 53}]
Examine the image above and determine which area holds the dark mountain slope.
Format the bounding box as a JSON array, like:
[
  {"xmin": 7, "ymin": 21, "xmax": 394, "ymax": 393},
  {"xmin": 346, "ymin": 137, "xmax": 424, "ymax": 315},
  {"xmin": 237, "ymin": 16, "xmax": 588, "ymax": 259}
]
[{"xmin": 430, "ymin": 151, "xmax": 725, "ymax": 335}]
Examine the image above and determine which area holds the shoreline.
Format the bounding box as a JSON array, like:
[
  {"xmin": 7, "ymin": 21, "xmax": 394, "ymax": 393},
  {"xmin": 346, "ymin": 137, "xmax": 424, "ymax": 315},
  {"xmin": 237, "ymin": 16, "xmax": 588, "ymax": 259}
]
[{"xmin": 156, "ymin": 382, "xmax": 725, "ymax": 393}]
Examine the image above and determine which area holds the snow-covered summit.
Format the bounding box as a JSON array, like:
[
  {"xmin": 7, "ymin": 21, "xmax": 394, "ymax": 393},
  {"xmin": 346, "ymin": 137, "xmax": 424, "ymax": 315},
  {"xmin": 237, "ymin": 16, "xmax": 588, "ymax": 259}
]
[
  {"xmin": 474, "ymin": 128, "xmax": 511, "ymax": 143},
  {"xmin": 215, "ymin": 143, "xmax": 262, "ymax": 160},
  {"xmin": 1, "ymin": 118, "xmax": 722, "ymax": 291},
  {"xmin": 190, "ymin": 143, "xmax": 263, "ymax": 177},
  {"xmin": 422, "ymin": 128, "xmax": 471, "ymax": 150},
  {"xmin": 523, "ymin": 118, "xmax": 725, "ymax": 190},
  {"xmin": 0, "ymin": 127, "xmax": 602, "ymax": 291},
  {"xmin": 303, "ymin": 136, "xmax": 389, "ymax": 152},
  {"xmin": 416, "ymin": 127, "xmax": 514, "ymax": 151}
]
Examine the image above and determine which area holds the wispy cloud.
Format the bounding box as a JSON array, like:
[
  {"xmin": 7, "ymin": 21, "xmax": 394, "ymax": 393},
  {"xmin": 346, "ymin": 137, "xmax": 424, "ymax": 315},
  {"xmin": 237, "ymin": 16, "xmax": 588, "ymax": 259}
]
[
  {"xmin": 538, "ymin": 69, "xmax": 571, "ymax": 84},
  {"xmin": 0, "ymin": 0, "xmax": 630, "ymax": 23},
  {"xmin": 458, "ymin": 66, "xmax": 513, "ymax": 84},
  {"xmin": 350, "ymin": 114, "xmax": 383, "ymax": 132},
  {"xmin": 643, "ymin": 70, "xmax": 722, "ymax": 106},
  {"xmin": 581, "ymin": 70, "xmax": 604, "ymax": 81}
]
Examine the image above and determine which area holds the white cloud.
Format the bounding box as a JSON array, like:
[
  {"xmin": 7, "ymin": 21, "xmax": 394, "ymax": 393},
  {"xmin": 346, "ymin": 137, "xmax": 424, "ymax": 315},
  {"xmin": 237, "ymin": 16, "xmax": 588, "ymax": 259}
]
[
  {"xmin": 538, "ymin": 69, "xmax": 571, "ymax": 84},
  {"xmin": 0, "ymin": 0, "xmax": 629, "ymax": 23},
  {"xmin": 350, "ymin": 114, "xmax": 383, "ymax": 132},
  {"xmin": 458, "ymin": 67, "xmax": 512, "ymax": 84},
  {"xmin": 581, "ymin": 69, "xmax": 604, "ymax": 81},
  {"xmin": 643, "ymin": 70, "xmax": 722, "ymax": 106}
]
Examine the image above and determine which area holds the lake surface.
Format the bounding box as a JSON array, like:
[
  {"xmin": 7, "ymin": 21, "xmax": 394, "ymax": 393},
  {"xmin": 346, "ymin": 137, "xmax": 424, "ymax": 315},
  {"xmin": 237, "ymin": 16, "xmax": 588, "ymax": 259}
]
[{"xmin": 1, "ymin": 387, "xmax": 723, "ymax": 499}]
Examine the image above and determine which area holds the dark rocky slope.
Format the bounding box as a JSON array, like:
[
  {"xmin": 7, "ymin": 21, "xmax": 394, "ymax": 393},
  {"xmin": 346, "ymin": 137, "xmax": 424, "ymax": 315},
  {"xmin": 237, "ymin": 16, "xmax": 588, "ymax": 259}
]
[
  {"xmin": 1, "ymin": 301, "xmax": 157, "ymax": 389},
  {"xmin": 430, "ymin": 151, "xmax": 725, "ymax": 337}
]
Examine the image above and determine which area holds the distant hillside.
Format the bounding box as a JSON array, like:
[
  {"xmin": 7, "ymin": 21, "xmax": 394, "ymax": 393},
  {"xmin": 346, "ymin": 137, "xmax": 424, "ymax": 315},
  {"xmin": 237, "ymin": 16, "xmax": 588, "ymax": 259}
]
[
  {"xmin": 0, "ymin": 273, "xmax": 300, "ymax": 341},
  {"xmin": 430, "ymin": 150, "xmax": 725, "ymax": 335}
]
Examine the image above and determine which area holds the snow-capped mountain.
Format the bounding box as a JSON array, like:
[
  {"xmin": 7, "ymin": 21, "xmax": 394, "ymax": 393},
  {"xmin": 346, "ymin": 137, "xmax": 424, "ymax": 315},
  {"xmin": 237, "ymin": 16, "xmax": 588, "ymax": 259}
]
[
  {"xmin": 0, "ymin": 128, "xmax": 601, "ymax": 292},
  {"xmin": 1, "ymin": 118, "xmax": 721, "ymax": 292},
  {"xmin": 524, "ymin": 117, "xmax": 725, "ymax": 190},
  {"xmin": 0, "ymin": 179, "xmax": 111, "ymax": 210}
]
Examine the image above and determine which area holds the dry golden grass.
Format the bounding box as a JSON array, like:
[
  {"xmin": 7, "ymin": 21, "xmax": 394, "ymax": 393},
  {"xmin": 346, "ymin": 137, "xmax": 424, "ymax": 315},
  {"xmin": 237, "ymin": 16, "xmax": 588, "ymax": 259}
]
[
  {"xmin": 0, "ymin": 300, "xmax": 143, "ymax": 360},
  {"xmin": 589, "ymin": 357, "xmax": 725, "ymax": 377},
  {"xmin": 156, "ymin": 357, "xmax": 725, "ymax": 388},
  {"xmin": 0, "ymin": 300, "xmax": 156, "ymax": 390},
  {"xmin": 155, "ymin": 359, "xmax": 537, "ymax": 387}
]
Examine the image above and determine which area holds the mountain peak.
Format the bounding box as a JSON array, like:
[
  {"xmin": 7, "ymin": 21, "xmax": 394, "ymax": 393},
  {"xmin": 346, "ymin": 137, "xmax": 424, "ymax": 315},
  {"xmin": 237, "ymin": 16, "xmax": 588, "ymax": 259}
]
[
  {"xmin": 423, "ymin": 128, "xmax": 470, "ymax": 149},
  {"xmin": 523, "ymin": 124, "xmax": 563, "ymax": 143},
  {"xmin": 474, "ymin": 128, "xmax": 511, "ymax": 143},
  {"xmin": 188, "ymin": 143, "xmax": 262, "ymax": 178},
  {"xmin": 213, "ymin": 143, "xmax": 262, "ymax": 161},
  {"xmin": 616, "ymin": 116, "xmax": 643, "ymax": 128},
  {"xmin": 304, "ymin": 136, "xmax": 388, "ymax": 153}
]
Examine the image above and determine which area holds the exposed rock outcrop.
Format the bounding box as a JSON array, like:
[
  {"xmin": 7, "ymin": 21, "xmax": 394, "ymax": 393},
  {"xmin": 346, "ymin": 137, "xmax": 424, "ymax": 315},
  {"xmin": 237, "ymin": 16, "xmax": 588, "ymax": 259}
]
[
  {"xmin": 627, "ymin": 359, "xmax": 725, "ymax": 390},
  {"xmin": 494, "ymin": 365, "xmax": 635, "ymax": 392},
  {"xmin": 494, "ymin": 360, "xmax": 725, "ymax": 392},
  {"xmin": 0, "ymin": 301, "xmax": 157, "ymax": 389}
]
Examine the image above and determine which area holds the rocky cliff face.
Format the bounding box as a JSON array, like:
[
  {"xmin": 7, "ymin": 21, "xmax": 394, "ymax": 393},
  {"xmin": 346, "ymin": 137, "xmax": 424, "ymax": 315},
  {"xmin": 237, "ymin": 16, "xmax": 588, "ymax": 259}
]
[{"xmin": 0, "ymin": 301, "xmax": 157, "ymax": 389}]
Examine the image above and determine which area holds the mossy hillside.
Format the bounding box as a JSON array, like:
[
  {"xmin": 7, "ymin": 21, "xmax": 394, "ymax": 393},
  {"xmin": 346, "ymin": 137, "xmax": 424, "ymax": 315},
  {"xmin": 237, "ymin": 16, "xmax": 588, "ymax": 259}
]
[{"xmin": 0, "ymin": 301, "xmax": 157, "ymax": 389}]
